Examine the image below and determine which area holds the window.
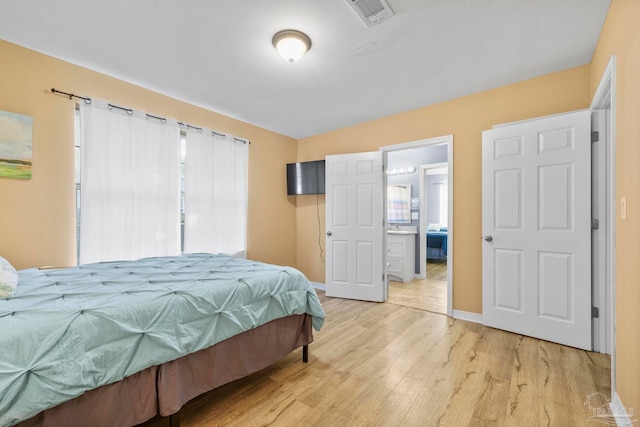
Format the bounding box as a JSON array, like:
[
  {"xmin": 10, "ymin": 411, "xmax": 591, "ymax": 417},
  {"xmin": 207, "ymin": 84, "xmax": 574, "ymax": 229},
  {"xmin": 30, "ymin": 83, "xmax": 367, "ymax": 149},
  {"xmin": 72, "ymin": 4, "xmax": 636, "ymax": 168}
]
[
  {"xmin": 439, "ymin": 181, "xmax": 448, "ymax": 227},
  {"xmin": 74, "ymin": 106, "xmax": 82, "ymax": 263},
  {"xmin": 183, "ymin": 130, "xmax": 249, "ymax": 258},
  {"xmin": 76, "ymin": 101, "xmax": 249, "ymax": 264}
]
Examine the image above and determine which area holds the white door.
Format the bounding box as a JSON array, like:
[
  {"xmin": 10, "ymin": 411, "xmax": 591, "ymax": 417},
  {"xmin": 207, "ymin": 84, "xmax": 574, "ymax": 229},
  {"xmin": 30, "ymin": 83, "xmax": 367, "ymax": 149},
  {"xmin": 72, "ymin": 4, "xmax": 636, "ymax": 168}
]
[
  {"xmin": 482, "ymin": 110, "xmax": 591, "ymax": 350},
  {"xmin": 591, "ymin": 110, "xmax": 608, "ymax": 353},
  {"xmin": 325, "ymin": 151, "xmax": 386, "ymax": 302}
]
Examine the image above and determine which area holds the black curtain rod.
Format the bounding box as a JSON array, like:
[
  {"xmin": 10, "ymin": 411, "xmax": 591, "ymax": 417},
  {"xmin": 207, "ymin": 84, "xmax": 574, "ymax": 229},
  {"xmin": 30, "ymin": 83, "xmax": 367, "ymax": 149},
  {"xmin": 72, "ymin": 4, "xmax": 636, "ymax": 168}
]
[
  {"xmin": 52, "ymin": 87, "xmax": 249, "ymax": 144},
  {"xmin": 51, "ymin": 88, "xmax": 92, "ymax": 104},
  {"xmin": 108, "ymin": 103, "xmax": 133, "ymax": 115},
  {"xmin": 212, "ymin": 131, "xmax": 249, "ymax": 144},
  {"xmin": 146, "ymin": 113, "xmax": 167, "ymax": 124},
  {"xmin": 178, "ymin": 122, "xmax": 203, "ymax": 133}
]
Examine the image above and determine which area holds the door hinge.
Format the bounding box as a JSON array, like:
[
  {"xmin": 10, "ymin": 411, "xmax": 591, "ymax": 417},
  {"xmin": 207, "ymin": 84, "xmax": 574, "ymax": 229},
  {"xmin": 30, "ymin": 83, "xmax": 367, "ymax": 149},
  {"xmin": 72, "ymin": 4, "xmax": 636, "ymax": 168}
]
[
  {"xmin": 592, "ymin": 219, "xmax": 600, "ymax": 230},
  {"xmin": 592, "ymin": 307, "xmax": 600, "ymax": 318},
  {"xmin": 591, "ymin": 131, "xmax": 599, "ymax": 143}
]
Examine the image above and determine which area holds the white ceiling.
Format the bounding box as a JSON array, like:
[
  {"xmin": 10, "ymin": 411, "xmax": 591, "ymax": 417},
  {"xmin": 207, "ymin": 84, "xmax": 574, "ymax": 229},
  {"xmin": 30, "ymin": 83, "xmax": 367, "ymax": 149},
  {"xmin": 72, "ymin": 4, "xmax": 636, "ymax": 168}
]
[{"xmin": 0, "ymin": 0, "xmax": 610, "ymax": 139}]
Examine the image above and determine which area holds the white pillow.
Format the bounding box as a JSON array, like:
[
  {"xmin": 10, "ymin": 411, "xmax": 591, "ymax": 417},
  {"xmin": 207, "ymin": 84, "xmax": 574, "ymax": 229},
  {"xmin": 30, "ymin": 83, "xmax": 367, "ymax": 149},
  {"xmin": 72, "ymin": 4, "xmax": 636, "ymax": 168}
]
[
  {"xmin": 426, "ymin": 223, "xmax": 441, "ymax": 232},
  {"xmin": 0, "ymin": 256, "xmax": 18, "ymax": 299}
]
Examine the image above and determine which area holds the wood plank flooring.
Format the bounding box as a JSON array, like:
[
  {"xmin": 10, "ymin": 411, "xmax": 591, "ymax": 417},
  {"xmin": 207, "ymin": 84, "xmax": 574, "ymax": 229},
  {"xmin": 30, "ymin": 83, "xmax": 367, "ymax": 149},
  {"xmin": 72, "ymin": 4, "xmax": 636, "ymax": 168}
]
[
  {"xmin": 142, "ymin": 287, "xmax": 611, "ymax": 427},
  {"xmin": 387, "ymin": 261, "xmax": 447, "ymax": 314}
]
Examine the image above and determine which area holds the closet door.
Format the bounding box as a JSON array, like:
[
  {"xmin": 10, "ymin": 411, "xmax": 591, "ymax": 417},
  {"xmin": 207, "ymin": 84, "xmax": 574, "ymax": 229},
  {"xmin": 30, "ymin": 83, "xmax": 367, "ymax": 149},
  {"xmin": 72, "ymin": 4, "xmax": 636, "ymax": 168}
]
[{"xmin": 482, "ymin": 110, "xmax": 591, "ymax": 350}]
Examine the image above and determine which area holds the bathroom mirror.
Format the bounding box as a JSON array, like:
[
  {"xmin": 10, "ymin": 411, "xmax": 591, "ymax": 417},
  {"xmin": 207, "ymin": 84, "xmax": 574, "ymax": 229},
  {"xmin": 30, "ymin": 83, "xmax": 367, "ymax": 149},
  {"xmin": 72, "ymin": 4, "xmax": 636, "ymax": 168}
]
[{"xmin": 387, "ymin": 184, "xmax": 412, "ymax": 224}]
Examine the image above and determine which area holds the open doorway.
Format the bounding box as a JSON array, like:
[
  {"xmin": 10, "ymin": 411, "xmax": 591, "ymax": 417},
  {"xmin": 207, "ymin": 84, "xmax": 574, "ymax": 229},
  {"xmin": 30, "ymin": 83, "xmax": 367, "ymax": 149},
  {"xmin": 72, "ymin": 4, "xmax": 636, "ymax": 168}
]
[
  {"xmin": 381, "ymin": 136, "xmax": 453, "ymax": 316},
  {"xmin": 420, "ymin": 163, "xmax": 448, "ymax": 313}
]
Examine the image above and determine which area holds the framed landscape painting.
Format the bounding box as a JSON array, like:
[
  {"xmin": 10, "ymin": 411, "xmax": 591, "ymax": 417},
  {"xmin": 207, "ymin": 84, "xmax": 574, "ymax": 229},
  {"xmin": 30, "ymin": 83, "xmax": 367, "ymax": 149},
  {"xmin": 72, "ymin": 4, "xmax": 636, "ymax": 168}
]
[{"xmin": 0, "ymin": 109, "xmax": 33, "ymax": 180}]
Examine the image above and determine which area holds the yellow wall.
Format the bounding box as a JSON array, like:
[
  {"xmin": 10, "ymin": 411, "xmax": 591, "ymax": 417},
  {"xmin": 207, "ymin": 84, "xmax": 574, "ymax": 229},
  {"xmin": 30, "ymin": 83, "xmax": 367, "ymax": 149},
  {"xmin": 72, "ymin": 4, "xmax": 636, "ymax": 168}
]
[
  {"xmin": 590, "ymin": 0, "xmax": 640, "ymax": 414},
  {"xmin": 0, "ymin": 39, "xmax": 298, "ymax": 270},
  {"xmin": 297, "ymin": 65, "xmax": 591, "ymax": 313},
  {"xmin": 4, "ymin": 1, "xmax": 638, "ymax": 411}
]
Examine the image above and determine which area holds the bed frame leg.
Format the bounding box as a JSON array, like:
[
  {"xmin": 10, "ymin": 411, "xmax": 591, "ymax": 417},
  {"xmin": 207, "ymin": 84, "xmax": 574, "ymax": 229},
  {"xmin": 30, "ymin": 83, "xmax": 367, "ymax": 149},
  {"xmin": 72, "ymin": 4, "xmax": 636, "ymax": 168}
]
[
  {"xmin": 169, "ymin": 412, "xmax": 180, "ymax": 427},
  {"xmin": 302, "ymin": 344, "xmax": 309, "ymax": 363}
]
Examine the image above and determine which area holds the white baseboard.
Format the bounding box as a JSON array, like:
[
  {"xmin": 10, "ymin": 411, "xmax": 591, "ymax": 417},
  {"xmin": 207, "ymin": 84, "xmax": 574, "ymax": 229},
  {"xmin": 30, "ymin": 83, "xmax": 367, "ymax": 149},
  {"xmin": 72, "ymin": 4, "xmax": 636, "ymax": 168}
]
[
  {"xmin": 310, "ymin": 281, "xmax": 325, "ymax": 291},
  {"xmin": 611, "ymin": 392, "xmax": 636, "ymax": 426},
  {"xmin": 452, "ymin": 309, "xmax": 483, "ymax": 324}
]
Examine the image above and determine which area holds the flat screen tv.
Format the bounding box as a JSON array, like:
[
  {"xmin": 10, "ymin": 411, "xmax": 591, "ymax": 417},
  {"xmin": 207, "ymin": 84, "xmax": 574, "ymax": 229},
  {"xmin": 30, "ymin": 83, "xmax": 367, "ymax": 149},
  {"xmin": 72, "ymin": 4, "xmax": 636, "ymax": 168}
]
[{"xmin": 286, "ymin": 160, "xmax": 325, "ymax": 195}]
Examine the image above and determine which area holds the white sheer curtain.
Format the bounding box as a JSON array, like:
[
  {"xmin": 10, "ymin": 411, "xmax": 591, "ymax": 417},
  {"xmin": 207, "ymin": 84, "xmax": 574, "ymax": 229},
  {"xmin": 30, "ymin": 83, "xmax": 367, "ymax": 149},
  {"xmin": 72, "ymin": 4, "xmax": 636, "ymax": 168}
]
[
  {"xmin": 79, "ymin": 102, "xmax": 181, "ymax": 264},
  {"xmin": 183, "ymin": 131, "xmax": 248, "ymax": 257}
]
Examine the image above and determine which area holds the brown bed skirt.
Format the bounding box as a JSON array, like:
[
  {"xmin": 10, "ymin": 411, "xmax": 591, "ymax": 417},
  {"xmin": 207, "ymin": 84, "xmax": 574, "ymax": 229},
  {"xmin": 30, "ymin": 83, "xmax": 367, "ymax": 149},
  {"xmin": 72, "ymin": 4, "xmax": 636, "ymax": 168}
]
[{"xmin": 17, "ymin": 314, "xmax": 313, "ymax": 427}]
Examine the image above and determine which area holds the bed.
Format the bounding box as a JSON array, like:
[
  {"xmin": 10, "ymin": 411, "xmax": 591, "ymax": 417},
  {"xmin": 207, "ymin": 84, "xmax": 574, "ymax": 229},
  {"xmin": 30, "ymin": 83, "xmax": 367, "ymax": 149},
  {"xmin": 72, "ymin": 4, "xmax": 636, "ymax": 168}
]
[
  {"xmin": 426, "ymin": 225, "xmax": 448, "ymax": 261},
  {"xmin": 0, "ymin": 253, "xmax": 325, "ymax": 427}
]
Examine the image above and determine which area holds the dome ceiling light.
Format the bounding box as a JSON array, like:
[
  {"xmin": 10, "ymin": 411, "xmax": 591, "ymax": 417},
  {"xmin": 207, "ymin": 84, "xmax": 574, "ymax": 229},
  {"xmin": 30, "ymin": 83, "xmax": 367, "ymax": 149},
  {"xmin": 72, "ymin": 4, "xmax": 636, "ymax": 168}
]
[{"xmin": 272, "ymin": 29, "xmax": 312, "ymax": 63}]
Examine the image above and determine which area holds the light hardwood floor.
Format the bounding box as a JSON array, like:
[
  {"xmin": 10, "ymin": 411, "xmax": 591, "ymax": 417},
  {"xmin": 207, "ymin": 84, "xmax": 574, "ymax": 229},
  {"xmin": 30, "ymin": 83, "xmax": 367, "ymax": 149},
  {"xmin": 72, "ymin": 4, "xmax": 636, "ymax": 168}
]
[
  {"xmin": 387, "ymin": 261, "xmax": 448, "ymax": 314},
  {"xmin": 143, "ymin": 287, "xmax": 611, "ymax": 427}
]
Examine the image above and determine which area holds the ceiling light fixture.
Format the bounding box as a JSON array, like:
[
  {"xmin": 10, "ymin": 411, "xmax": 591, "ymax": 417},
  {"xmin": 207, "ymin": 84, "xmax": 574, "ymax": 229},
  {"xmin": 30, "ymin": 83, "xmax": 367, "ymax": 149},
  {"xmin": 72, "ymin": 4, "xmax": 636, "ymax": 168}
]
[{"xmin": 272, "ymin": 29, "xmax": 312, "ymax": 63}]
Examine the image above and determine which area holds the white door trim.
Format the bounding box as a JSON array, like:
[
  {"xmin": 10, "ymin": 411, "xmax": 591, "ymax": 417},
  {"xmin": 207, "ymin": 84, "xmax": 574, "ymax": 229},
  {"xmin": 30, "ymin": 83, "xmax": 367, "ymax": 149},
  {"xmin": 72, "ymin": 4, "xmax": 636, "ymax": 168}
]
[
  {"xmin": 591, "ymin": 109, "xmax": 607, "ymax": 352},
  {"xmin": 590, "ymin": 55, "xmax": 617, "ymax": 390},
  {"xmin": 380, "ymin": 135, "xmax": 453, "ymax": 317}
]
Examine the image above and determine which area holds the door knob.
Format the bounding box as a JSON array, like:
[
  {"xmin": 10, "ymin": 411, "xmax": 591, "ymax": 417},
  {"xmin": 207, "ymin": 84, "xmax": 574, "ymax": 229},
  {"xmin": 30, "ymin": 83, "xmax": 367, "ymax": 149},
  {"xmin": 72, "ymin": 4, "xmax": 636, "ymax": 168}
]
[
  {"xmin": 327, "ymin": 231, "xmax": 332, "ymax": 237},
  {"xmin": 484, "ymin": 235, "xmax": 493, "ymax": 242}
]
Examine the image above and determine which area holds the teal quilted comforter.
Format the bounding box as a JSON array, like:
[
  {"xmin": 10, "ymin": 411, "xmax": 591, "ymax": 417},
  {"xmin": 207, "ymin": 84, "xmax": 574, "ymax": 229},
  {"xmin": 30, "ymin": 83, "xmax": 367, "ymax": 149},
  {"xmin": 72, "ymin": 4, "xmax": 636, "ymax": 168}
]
[{"xmin": 0, "ymin": 253, "xmax": 325, "ymax": 426}]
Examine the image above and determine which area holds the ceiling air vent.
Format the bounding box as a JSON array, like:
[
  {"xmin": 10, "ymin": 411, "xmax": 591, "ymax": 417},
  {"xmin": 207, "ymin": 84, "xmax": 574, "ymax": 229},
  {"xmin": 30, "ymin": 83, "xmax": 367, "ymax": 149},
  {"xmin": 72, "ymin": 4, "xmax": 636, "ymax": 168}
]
[{"xmin": 346, "ymin": 0, "xmax": 395, "ymax": 26}]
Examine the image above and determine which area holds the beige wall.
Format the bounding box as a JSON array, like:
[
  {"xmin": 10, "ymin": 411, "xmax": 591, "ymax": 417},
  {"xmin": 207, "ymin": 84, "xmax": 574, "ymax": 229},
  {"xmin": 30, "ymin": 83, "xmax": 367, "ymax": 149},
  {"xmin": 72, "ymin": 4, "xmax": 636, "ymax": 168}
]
[
  {"xmin": 297, "ymin": 65, "xmax": 591, "ymax": 313},
  {"xmin": 4, "ymin": 1, "xmax": 639, "ymax": 412},
  {"xmin": 590, "ymin": 0, "xmax": 640, "ymax": 414},
  {"xmin": 0, "ymin": 39, "xmax": 298, "ymax": 270}
]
